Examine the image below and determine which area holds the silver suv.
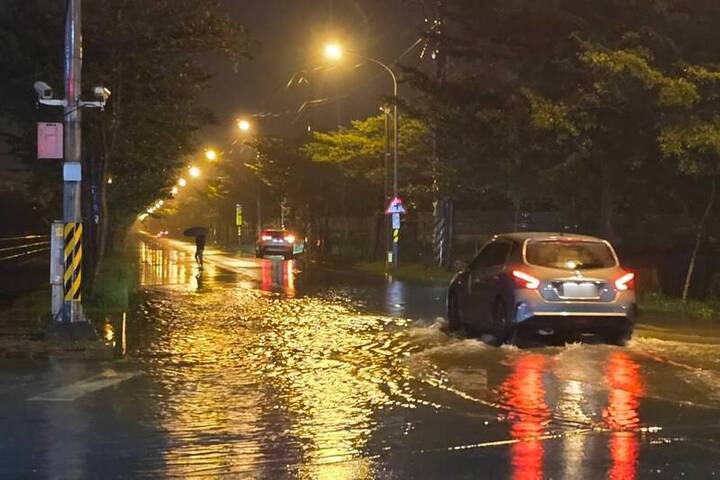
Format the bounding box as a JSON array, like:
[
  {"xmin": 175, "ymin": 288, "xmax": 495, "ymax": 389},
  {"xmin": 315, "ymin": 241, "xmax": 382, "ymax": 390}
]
[{"xmin": 448, "ymin": 233, "xmax": 636, "ymax": 345}]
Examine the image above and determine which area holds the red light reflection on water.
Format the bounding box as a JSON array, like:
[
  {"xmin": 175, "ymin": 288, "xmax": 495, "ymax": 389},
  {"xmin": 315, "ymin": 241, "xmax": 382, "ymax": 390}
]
[
  {"xmin": 261, "ymin": 260, "xmax": 272, "ymax": 292},
  {"xmin": 260, "ymin": 260, "xmax": 296, "ymax": 297},
  {"xmin": 501, "ymin": 354, "xmax": 551, "ymax": 480},
  {"xmin": 604, "ymin": 352, "xmax": 643, "ymax": 480}
]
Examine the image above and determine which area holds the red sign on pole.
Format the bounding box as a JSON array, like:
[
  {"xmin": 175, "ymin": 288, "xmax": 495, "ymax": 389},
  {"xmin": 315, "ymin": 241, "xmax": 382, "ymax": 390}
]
[{"xmin": 37, "ymin": 122, "xmax": 63, "ymax": 159}]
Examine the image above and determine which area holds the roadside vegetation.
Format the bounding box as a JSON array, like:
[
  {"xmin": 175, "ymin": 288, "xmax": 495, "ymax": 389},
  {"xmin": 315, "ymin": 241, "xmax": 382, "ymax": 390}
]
[
  {"xmin": 639, "ymin": 292, "xmax": 720, "ymax": 321},
  {"xmin": 84, "ymin": 253, "xmax": 135, "ymax": 314},
  {"xmin": 354, "ymin": 261, "xmax": 455, "ymax": 284}
]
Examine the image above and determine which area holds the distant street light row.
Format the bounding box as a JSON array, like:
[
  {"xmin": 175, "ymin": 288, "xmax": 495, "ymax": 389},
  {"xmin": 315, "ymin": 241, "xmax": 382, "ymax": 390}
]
[{"xmin": 138, "ymin": 119, "xmax": 254, "ymax": 222}]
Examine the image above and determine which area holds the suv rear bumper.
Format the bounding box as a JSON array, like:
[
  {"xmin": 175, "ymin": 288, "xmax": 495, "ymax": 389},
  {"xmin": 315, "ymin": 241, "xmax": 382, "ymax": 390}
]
[
  {"xmin": 515, "ymin": 314, "xmax": 633, "ymax": 335},
  {"xmin": 513, "ymin": 290, "xmax": 636, "ymax": 329},
  {"xmin": 259, "ymin": 244, "xmax": 293, "ymax": 254}
]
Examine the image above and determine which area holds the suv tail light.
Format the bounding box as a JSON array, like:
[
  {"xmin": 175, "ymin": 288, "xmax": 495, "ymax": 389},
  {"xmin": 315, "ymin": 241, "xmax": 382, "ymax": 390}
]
[
  {"xmin": 512, "ymin": 270, "xmax": 540, "ymax": 289},
  {"xmin": 615, "ymin": 272, "xmax": 635, "ymax": 291},
  {"xmin": 261, "ymin": 235, "xmax": 272, "ymax": 241}
]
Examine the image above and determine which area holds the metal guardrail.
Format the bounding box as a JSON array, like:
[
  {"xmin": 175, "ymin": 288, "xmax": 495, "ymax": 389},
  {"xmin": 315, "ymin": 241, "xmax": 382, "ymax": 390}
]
[
  {"xmin": 0, "ymin": 235, "xmax": 47, "ymax": 242},
  {"xmin": 0, "ymin": 235, "xmax": 50, "ymax": 263}
]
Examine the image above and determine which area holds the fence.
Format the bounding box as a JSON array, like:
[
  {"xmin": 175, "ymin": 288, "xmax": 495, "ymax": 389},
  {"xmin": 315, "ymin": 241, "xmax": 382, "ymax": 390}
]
[
  {"xmin": 320, "ymin": 210, "xmax": 570, "ymax": 259},
  {"xmin": 0, "ymin": 234, "xmax": 50, "ymax": 264}
]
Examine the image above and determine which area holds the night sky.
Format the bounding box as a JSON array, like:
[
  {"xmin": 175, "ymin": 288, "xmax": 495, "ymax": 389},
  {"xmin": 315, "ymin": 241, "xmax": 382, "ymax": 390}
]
[{"xmin": 202, "ymin": 0, "xmax": 426, "ymax": 143}]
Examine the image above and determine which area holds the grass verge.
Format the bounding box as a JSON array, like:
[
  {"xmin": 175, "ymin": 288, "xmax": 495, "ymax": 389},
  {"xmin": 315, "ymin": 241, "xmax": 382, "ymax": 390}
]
[
  {"xmin": 639, "ymin": 292, "xmax": 720, "ymax": 320},
  {"xmin": 84, "ymin": 253, "xmax": 136, "ymax": 314},
  {"xmin": 354, "ymin": 261, "xmax": 454, "ymax": 284}
]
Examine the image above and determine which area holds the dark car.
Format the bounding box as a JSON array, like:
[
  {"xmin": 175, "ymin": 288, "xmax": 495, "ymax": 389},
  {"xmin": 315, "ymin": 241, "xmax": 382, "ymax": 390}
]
[
  {"xmin": 447, "ymin": 232, "xmax": 636, "ymax": 345},
  {"xmin": 255, "ymin": 229, "xmax": 296, "ymax": 259}
]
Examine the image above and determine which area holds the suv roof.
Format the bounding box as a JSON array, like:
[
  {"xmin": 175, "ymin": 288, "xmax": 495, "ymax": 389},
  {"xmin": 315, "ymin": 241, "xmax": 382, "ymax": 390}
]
[{"xmin": 493, "ymin": 232, "xmax": 608, "ymax": 243}]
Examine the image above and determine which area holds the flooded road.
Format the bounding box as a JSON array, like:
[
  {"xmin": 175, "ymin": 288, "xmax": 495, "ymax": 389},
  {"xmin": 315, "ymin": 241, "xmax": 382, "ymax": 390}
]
[{"xmin": 2, "ymin": 236, "xmax": 720, "ymax": 478}]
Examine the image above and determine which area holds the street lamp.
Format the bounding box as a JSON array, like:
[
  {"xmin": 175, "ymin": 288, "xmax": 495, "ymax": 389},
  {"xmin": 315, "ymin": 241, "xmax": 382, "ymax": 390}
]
[
  {"xmin": 237, "ymin": 119, "xmax": 251, "ymax": 132},
  {"xmin": 189, "ymin": 166, "xmax": 201, "ymax": 178},
  {"xmin": 324, "ymin": 42, "xmax": 400, "ymax": 266},
  {"xmin": 178, "ymin": 178, "xmax": 187, "ymax": 187},
  {"xmin": 324, "ymin": 43, "xmax": 343, "ymax": 61},
  {"xmin": 205, "ymin": 149, "xmax": 218, "ymax": 161},
  {"xmin": 237, "ymin": 117, "xmax": 264, "ymax": 233}
]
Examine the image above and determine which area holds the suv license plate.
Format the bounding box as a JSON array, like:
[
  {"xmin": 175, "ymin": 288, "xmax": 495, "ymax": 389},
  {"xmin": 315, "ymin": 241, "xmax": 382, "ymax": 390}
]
[{"xmin": 562, "ymin": 282, "xmax": 598, "ymax": 299}]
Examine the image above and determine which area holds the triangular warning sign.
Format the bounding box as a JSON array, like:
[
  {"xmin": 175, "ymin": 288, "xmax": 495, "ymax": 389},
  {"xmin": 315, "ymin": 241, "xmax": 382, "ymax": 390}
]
[{"xmin": 385, "ymin": 196, "xmax": 407, "ymax": 215}]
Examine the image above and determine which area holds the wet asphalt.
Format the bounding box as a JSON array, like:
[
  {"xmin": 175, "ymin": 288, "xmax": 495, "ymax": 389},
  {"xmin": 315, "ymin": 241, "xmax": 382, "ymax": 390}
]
[{"xmin": 1, "ymin": 236, "xmax": 720, "ymax": 478}]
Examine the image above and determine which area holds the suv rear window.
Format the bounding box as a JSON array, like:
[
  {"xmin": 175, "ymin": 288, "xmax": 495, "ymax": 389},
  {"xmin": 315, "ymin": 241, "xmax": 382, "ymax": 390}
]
[
  {"xmin": 525, "ymin": 240, "xmax": 617, "ymax": 270},
  {"xmin": 261, "ymin": 230, "xmax": 287, "ymax": 238}
]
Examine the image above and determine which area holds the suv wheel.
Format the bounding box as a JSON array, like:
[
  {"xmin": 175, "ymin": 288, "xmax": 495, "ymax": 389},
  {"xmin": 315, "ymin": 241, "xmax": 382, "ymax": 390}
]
[
  {"xmin": 606, "ymin": 327, "xmax": 633, "ymax": 346},
  {"xmin": 448, "ymin": 293, "xmax": 463, "ymax": 331},
  {"xmin": 492, "ymin": 299, "xmax": 510, "ymax": 345}
]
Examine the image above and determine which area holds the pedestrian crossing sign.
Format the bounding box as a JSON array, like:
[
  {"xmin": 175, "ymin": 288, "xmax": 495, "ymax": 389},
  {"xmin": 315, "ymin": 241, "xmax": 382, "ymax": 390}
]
[{"xmin": 385, "ymin": 196, "xmax": 406, "ymax": 215}]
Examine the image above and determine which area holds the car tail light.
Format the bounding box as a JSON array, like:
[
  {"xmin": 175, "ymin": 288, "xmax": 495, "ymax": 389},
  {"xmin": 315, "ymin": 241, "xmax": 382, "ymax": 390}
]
[
  {"xmin": 261, "ymin": 235, "xmax": 272, "ymax": 241},
  {"xmin": 615, "ymin": 272, "xmax": 635, "ymax": 291},
  {"xmin": 512, "ymin": 270, "xmax": 540, "ymax": 289},
  {"xmin": 284, "ymin": 235, "xmax": 296, "ymax": 243}
]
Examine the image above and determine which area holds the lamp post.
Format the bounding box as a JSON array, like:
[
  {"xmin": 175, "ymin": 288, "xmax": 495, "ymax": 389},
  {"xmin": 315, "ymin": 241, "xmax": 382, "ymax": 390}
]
[
  {"xmin": 236, "ymin": 118, "xmax": 263, "ymax": 235},
  {"xmin": 324, "ymin": 43, "xmax": 400, "ymax": 267}
]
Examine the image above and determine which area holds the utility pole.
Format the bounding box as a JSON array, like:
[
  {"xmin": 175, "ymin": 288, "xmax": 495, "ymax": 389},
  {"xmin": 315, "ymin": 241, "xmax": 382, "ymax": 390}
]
[
  {"xmin": 256, "ymin": 185, "xmax": 263, "ymax": 234},
  {"xmin": 431, "ymin": 0, "xmax": 453, "ymax": 269},
  {"xmin": 383, "ymin": 105, "xmax": 391, "ymax": 262},
  {"xmin": 391, "ymin": 82, "xmax": 400, "ymax": 269},
  {"xmin": 37, "ymin": 0, "xmax": 109, "ymax": 337},
  {"xmin": 280, "ymin": 197, "xmax": 286, "ymax": 229},
  {"xmin": 63, "ymin": 0, "xmax": 84, "ymax": 324}
]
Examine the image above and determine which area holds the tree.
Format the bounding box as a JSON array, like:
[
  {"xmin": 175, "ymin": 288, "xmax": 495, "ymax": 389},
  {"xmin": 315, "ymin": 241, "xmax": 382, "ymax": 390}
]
[
  {"xmin": 403, "ymin": 0, "xmax": 720, "ymax": 237},
  {"xmin": 303, "ymin": 114, "xmax": 432, "ymax": 211},
  {"xmin": 248, "ymin": 135, "xmax": 340, "ymax": 252}
]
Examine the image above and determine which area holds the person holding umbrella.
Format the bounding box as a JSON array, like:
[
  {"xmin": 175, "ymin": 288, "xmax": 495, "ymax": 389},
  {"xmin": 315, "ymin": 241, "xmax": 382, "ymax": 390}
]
[{"xmin": 183, "ymin": 226, "xmax": 208, "ymax": 269}]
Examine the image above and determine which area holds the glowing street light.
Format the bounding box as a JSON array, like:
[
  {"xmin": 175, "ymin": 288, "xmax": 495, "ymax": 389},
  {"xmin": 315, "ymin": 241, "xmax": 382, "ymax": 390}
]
[
  {"xmin": 237, "ymin": 119, "xmax": 251, "ymax": 132},
  {"xmin": 205, "ymin": 149, "xmax": 218, "ymax": 161},
  {"xmin": 178, "ymin": 178, "xmax": 187, "ymax": 187},
  {"xmin": 324, "ymin": 42, "xmax": 343, "ymax": 61},
  {"xmin": 107, "ymin": 177, "xmax": 113, "ymax": 184},
  {"xmin": 189, "ymin": 166, "xmax": 201, "ymax": 178},
  {"xmin": 171, "ymin": 186, "xmax": 179, "ymax": 195}
]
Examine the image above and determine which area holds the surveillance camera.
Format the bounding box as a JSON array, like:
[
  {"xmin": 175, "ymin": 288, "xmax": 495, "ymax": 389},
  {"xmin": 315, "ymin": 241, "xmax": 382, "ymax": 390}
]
[
  {"xmin": 93, "ymin": 86, "xmax": 111, "ymax": 102},
  {"xmin": 33, "ymin": 81, "xmax": 53, "ymax": 100}
]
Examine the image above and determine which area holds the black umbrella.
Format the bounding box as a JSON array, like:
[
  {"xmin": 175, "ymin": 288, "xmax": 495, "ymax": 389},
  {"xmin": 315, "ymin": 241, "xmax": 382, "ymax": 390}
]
[{"xmin": 183, "ymin": 226, "xmax": 208, "ymax": 237}]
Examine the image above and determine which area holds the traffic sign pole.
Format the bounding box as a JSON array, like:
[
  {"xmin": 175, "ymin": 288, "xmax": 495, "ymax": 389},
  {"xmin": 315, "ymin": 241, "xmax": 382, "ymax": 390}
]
[
  {"xmin": 385, "ymin": 197, "xmax": 406, "ymax": 269},
  {"xmin": 392, "ymin": 227, "xmax": 399, "ymax": 268}
]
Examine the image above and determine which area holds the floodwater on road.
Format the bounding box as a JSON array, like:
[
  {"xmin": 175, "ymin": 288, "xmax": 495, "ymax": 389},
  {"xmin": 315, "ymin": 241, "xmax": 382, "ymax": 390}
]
[{"xmin": 1, "ymin": 236, "xmax": 720, "ymax": 478}]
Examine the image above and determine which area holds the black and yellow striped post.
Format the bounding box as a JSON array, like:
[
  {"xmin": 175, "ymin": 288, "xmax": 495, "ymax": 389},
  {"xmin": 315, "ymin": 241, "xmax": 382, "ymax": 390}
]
[
  {"xmin": 63, "ymin": 222, "xmax": 83, "ymax": 304},
  {"xmin": 392, "ymin": 227, "xmax": 399, "ymax": 268}
]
